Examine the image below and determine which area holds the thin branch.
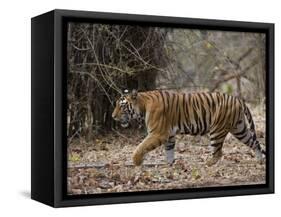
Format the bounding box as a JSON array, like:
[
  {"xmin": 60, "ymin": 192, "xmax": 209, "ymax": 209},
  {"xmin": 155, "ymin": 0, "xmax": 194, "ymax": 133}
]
[{"xmin": 70, "ymin": 70, "xmax": 115, "ymax": 106}]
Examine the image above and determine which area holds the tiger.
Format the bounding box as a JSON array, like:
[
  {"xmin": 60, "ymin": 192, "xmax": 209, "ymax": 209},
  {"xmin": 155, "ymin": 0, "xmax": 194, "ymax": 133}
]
[{"xmin": 112, "ymin": 89, "xmax": 265, "ymax": 166}]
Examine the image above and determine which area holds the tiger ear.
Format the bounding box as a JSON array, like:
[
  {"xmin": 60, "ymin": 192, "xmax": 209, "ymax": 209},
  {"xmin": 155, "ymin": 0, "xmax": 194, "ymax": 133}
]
[
  {"xmin": 131, "ymin": 89, "xmax": 138, "ymax": 100},
  {"xmin": 123, "ymin": 89, "xmax": 129, "ymax": 95}
]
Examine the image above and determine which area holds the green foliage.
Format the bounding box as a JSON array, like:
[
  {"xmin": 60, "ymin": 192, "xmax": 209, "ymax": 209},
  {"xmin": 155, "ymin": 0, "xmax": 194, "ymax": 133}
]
[
  {"xmin": 222, "ymin": 83, "xmax": 233, "ymax": 95},
  {"xmin": 69, "ymin": 153, "xmax": 80, "ymax": 162},
  {"xmin": 191, "ymin": 167, "xmax": 201, "ymax": 180}
]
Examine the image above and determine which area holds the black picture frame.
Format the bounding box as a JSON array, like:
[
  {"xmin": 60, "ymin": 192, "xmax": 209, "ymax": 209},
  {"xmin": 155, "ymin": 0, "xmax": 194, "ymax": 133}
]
[{"xmin": 31, "ymin": 9, "xmax": 274, "ymax": 207}]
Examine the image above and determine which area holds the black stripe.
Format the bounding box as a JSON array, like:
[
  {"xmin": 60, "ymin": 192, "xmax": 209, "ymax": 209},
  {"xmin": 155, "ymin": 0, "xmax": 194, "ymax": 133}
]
[
  {"xmin": 149, "ymin": 128, "xmax": 156, "ymax": 134},
  {"xmin": 211, "ymin": 132, "xmax": 227, "ymax": 141},
  {"xmin": 213, "ymin": 146, "xmax": 222, "ymax": 155},
  {"xmin": 159, "ymin": 91, "xmax": 166, "ymax": 114},
  {"xmin": 195, "ymin": 95, "xmax": 204, "ymax": 132},
  {"xmin": 171, "ymin": 93, "xmax": 175, "ymax": 108},
  {"xmin": 165, "ymin": 91, "xmax": 170, "ymax": 113},
  {"xmin": 146, "ymin": 93, "xmax": 155, "ymax": 101},
  {"xmin": 244, "ymin": 136, "xmax": 252, "ymax": 145},
  {"xmin": 235, "ymin": 132, "xmax": 248, "ymax": 140},
  {"xmin": 206, "ymin": 93, "xmax": 212, "ymax": 126},
  {"xmin": 190, "ymin": 124, "xmax": 194, "ymax": 134},
  {"xmin": 175, "ymin": 93, "xmax": 179, "ymax": 109},
  {"xmin": 211, "ymin": 142, "xmax": 223, "ymax": 147},
  {"xmin": 202, "ymin": 92, "xmax": 211, "ymax": 109},
  {"xmin": 182, "ymin": 93, "xmax": 188, "ymax": 121},
  {"xmin": 182, "ymin": 95, "xmax": 190, "ymax": 132},
  {"xmin": 176, "ymin": 94, "xmax": 181, "ymax": 130},
  {"xmin": 168, "ymin": 135, "xmax": 175, "ymax": 140},
  {"xmin": 233, "ymin": 123, "xmax": 247, "ymax": 136},
  {"xmin": 252, "ymin": 133, "xmax": 257, "ymax": 141},
  {"xmin": 183, "ymin": 124, "xmax": 189, "ymax": 133},
  {"xmin": 232, "ymin": 100, "xmax": 239, "ymax": 127},
  {"xmin": 185, "ymin": 93, "xmax": 190, "ymax": 122},
  {"xmin": 198, "ymin": 94, "xmax": 207, "ymax": 135},
  {"xmin": 192, "ymin": 97, "xmax": 200, "ymax": 130},
  {"xmin": 209, "ymin": 93, "xmax": 215, "ymax": 112},
  {"xmin": 171, "ymin": 93, "xmax": 176, "ymax": 125},
  {"xmin": 155, "ymin": 91, "xmax": 160, "ymax": 102},
  {"xmin": 165, "ymin": 142, "xmax": 175, "ymax": 150}
]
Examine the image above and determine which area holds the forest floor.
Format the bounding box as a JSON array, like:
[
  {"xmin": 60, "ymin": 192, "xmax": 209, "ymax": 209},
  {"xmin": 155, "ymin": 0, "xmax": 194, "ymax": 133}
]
[{"xmin": 67, "ymin": 104, "xmax": 266, "ymax": 195}]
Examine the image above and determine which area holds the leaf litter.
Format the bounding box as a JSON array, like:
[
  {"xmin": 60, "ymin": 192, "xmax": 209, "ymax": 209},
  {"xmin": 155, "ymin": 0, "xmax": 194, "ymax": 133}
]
[{"xmin": 67, "ymin": 105, "xmax": 266, "ymax": 195}]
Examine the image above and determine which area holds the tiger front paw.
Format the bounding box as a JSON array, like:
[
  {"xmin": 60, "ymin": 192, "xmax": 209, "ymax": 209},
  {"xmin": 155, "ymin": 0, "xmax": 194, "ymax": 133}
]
[
  {"xmin": 206, "ymin": 157, "xmax": 220, "ymax": 167},
  {"xmin": 132, "ymin": 151, "xmax": 144, "ymax": 166},
  {"xmin": 206, "ymin": 150, "xmax": 222, "ymax": 167}
]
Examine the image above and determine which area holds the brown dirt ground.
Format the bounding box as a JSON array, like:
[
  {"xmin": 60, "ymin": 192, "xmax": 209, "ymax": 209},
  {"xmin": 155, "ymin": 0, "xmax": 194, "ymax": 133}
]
[{"xmin": 67, "ymin": 104, "xmax": 266, "ymax": 195}]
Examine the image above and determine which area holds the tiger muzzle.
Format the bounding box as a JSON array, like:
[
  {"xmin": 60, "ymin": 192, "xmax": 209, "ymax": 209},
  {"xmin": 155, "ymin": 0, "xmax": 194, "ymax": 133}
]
[{"xmin": 112, "ymin": 114, "xmax": 129, "ymax": 128}]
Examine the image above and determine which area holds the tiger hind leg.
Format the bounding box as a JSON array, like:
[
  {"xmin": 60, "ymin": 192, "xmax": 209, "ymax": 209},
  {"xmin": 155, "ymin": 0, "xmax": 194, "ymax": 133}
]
[
  {"xmin": 206, "ymin": 130, "xmax": 228, "ymax": 167},
  {"xmin": 231, "ymin": 120, "xmax": 265, "ymax": 162},
  {"xmin": 165, "ymin": 136, "xmax": 175, "ymax": 165}
]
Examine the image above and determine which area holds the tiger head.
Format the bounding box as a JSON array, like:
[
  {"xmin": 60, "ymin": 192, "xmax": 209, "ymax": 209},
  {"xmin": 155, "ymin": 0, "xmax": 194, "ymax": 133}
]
[{"xmin": 112, "ymin": 89, "xmax": 142, "ymax": 128}]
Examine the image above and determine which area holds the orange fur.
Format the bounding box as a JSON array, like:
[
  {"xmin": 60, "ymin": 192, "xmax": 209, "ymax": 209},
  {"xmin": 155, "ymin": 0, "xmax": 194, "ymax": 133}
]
[{"xmin": 112, "ymin": 90, "xmax": 264, "ymax": 166}]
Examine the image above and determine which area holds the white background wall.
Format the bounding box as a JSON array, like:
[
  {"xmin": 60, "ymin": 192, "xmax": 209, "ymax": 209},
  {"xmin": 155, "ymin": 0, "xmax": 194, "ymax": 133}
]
[{"xmin": 0, "ymin": 0, "xmax": 279, "ymax": 216}]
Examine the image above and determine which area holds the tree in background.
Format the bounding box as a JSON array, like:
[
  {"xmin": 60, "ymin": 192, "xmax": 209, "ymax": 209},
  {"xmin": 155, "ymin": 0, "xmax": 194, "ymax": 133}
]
[
  {"xmin": 67, "ymin": 23, "xmax": 169, "ymax": 140},
  {"xmin": 158, "ymin": 29, "xmax": 265, "ymax": 102}
]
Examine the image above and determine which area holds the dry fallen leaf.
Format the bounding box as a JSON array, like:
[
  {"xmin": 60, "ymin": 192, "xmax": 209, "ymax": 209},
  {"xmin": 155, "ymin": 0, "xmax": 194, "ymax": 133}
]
[{"xmin": 67, "ymin": 108, "xmax": 266, "ymax": 195}]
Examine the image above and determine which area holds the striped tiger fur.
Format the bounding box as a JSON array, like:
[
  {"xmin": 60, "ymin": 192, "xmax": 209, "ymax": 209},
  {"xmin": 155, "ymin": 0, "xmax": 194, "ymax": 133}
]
[{"xmin": 112, "ymin": 89, "xmax": 265, "ymax": 166}]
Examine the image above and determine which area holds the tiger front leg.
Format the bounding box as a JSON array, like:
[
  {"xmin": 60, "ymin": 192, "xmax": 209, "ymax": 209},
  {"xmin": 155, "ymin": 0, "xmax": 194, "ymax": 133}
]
[
  {"xmin": 165, "ymin": 136, "xmax": 175, "ymax": 164},
  {"xmin": 133, "ymin": 134, "xmax": 168, "ymax": 166}
]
